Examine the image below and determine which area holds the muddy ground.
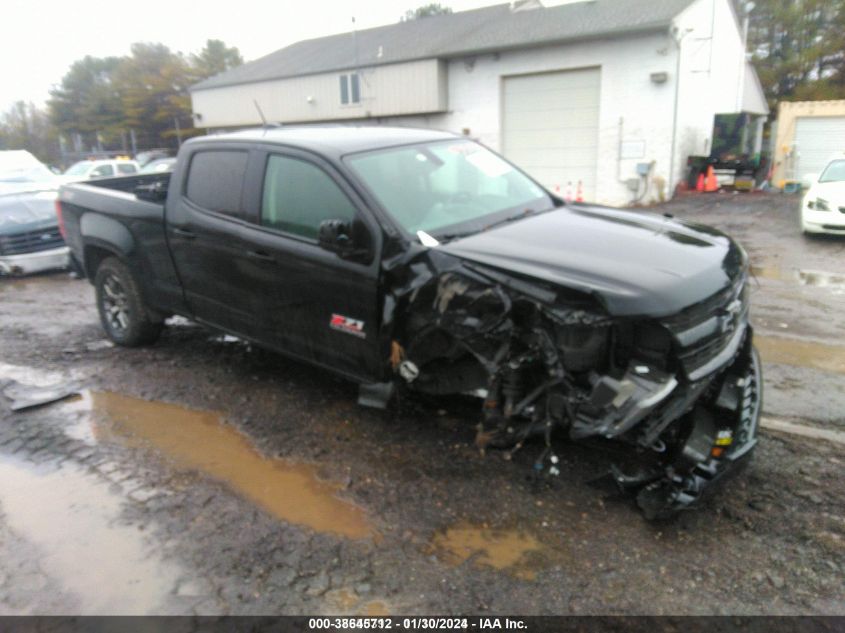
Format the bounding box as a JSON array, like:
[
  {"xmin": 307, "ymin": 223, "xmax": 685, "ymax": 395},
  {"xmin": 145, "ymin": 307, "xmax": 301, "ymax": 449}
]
[{"xmin": 0, "ymin": 191, "xmax": 843, "ymax": 615}]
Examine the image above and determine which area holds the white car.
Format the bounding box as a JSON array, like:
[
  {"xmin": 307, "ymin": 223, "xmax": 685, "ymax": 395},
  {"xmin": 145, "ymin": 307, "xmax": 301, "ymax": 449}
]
[
  {"xmin": 802, "ymin": 156, "xmax": 845, "ymax": 235},
  {"xmin": 59, "ymin": 159, "xmax": 140, "ymax": 183}
]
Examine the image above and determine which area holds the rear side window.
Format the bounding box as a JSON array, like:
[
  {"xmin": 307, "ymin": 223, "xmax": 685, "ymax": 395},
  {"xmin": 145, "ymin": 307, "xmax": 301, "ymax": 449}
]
[
  {"xmin": 117, "ymin": 163, "xmax": 137, "ymax": 174},
  {"xmin": 91, "ymin": 164, "xmax": 114, "ymax": 178},
  {"xmin": 261, "ymin": 155, "xmax": 357, "ymax": 239},
  {"xmin": 185, "ymin": 150, "xmax": 248, "ymax": 216}
]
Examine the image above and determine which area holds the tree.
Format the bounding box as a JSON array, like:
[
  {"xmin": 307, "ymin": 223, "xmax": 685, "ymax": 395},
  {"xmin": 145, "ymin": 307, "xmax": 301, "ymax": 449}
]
[
  {"xmin": 113, "ymin": 43, "xmax": 194, "ymax": 147},
  {"xmin": 401, "ymin": 3, "xmax": 452, "ymax": 21},
  {"xmin": 47, "ymin": 56, "xmax": 123, "ymax": 149},
  {"xmin": 744, "ymin": 0, "xmax": 845, "ymax": 113},
  {"xmin": 190, "ymin": 39, "xmax": 244, "ymax": 81},
  {"xmin": 46, "ymin": 39, "xmax": 243, "ymax": 153},
  {"xmin": 0, "ymin": 102, "xmax": 61, "ymax": 165}
]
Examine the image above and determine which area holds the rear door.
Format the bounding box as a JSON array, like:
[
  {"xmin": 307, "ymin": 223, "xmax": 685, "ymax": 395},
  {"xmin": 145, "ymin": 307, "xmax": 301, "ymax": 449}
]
[
  {"xmin": 166, "ymin": 145, "xmax": 258, "ymax": 336},
  {"xmin": 237, "ymin": 148, "xmax": 382, "ymax": 380}
]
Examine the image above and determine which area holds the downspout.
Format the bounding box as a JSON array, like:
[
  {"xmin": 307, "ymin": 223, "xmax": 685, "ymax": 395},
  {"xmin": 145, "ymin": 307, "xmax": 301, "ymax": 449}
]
[{"xmin": 668, "ymin": 26, "xmax": 692, "ymax": 196}]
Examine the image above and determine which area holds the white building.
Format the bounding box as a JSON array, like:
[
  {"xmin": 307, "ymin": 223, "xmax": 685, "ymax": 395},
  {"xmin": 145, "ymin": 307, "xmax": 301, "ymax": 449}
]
[{"xmin": 191, "ymin": 0, "xmax": 768, "ymax": 206}]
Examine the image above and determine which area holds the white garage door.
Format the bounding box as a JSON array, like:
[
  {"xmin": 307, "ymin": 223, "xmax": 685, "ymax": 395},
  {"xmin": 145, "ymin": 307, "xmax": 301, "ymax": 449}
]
[
  {"xmin": 502, "ymin": 67, "xmax": 600, "ymax": 200},
  {"xmin": 795, "ymin": 117, "xmax": 845, "ymax": 179}
]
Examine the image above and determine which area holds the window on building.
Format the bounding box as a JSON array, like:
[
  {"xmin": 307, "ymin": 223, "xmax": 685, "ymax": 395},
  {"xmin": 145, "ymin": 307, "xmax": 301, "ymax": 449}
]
[
  {"xmin": 185, "ymin": 150, "xmax": 248, "ymax": 217},
  {"xmin": 261, "ymin": 154, "xmax": 357, "ymax": 240},
  {"xmin": 339, "ymin": 73, "xmax": 361, "ymax": 105}
]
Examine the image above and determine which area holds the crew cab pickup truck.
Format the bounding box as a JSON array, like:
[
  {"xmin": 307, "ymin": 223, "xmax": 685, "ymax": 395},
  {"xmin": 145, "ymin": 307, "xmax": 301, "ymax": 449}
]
[{"xmin": 58, "ymin": 126, "xmax": 762, "ymax": 518}]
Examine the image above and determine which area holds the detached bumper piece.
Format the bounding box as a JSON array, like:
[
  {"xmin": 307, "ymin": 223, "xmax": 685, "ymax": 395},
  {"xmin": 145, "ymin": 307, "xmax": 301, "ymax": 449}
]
[{"xmin": 632, "ymin": 335, "xmax": 762, "ymax": 519}]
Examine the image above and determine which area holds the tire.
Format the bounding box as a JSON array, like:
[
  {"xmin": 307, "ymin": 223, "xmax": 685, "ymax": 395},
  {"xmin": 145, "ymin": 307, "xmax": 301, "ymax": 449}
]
[{"xmin": 94, "ymin": 257, "xmax": 163, "ymax": 346}]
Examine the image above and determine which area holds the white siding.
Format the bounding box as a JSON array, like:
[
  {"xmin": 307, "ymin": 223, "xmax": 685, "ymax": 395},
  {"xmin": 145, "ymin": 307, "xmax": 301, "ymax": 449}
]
[
  {"xmin": 401, "ymin": 32, "xmax": 680, "ymax": 207},
  {"xmin": 671, "ymin": 0, "xmax": 764, "ymax": 189},
  {"xmin": 190, "ymin": 0, "xmax": 760, "ymax": 206},
  {"xmin": 191, "ymin": 59, "xmax": 447, "ymax": 127}
]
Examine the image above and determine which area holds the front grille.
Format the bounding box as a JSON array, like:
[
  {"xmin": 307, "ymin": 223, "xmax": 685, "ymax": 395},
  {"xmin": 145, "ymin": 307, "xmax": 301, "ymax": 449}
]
[
  {"xmin": 662, "ymin": 277, "xmax": 749, "ymax": 379},
  {"xmin": 0, "ymin": 227, "xmax": 64, "ymax": 256}
]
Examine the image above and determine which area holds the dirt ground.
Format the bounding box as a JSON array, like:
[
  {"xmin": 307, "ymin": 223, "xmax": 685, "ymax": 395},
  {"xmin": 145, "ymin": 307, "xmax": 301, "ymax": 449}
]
[{"xmin": 0, "ymin": 191, "xmax": 843, "ymax": 616}]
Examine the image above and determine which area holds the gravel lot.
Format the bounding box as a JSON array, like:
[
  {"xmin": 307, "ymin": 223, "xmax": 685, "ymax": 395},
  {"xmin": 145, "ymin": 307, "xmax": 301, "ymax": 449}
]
[{"xmin": 0, "ymin": 191, "xmax": 843, "ymax": 615}]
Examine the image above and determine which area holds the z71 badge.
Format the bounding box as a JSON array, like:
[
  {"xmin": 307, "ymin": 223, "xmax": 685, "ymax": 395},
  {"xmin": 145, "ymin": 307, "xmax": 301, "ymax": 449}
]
[{"xmin": 330, "ymin": 314, "xmax": 366, "ymax": 338}]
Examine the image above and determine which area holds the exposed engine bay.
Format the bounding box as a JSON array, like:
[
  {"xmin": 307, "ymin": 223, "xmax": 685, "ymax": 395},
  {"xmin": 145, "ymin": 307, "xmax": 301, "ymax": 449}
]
[{"xmin": 377, "ymin": 246, "xmax": 762, "ymax": 520}]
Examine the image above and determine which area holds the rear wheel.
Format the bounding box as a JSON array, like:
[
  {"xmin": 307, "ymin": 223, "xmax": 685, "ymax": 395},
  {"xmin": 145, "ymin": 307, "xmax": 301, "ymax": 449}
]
[{"xmin": 95, "ymin": 257, "xmax": 163, "ymax": 346}]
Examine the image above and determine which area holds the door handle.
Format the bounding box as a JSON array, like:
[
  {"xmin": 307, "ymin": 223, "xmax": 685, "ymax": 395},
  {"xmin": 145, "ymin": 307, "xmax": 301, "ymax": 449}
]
[
  {"xmin": 172, "ymin": 227, "xmax": 196, "ymax": 239},
  {"xmin": 246, "ymin": 249, "xmax": 276, "ymax": 263}
]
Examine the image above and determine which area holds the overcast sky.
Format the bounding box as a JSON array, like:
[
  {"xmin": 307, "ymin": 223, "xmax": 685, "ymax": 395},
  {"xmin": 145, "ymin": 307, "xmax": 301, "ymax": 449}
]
[{"xmin": 2, "ymin": 0, "xmax": 569, "ymax": 114}]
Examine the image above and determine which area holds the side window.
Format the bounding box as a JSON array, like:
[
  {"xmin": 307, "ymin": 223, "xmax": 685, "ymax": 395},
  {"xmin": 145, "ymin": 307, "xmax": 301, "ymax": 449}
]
[
  {"xmin": 339, "ymin": 73, "xmax": 360, "ymax": 105},
  {"xmin": 261, "ymin": 155, "xmax": 357, "ymax": 240},
  {"xmin": 117, "ymin": 163, "xmax": 137, "ymax": 174},
  {"xmin": 91, "ymin": 164, "xmax": 114, "ymax": 178},
  {"xmin": 185, "ymin": 150, "xmax": 248, "ymax": 216}
]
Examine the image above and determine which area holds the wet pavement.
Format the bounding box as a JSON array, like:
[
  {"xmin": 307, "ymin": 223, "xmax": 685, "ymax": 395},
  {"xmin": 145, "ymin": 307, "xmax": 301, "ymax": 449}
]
[{"xmin": 0, "ymin": 192, "xmax": 844, "ymax": 615}]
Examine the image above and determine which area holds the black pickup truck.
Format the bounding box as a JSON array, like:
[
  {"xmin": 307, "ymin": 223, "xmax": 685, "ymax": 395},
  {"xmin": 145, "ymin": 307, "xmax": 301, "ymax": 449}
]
[{"xmin": 58, "ymin": 126, "xmax": 761, "ymax": 518}]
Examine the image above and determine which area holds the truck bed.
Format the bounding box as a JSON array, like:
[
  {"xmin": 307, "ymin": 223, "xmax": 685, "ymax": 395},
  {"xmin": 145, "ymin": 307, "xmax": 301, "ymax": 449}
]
[{"xmin": 58, "ymin": 172, "xmax": 187, "ymax": 316}]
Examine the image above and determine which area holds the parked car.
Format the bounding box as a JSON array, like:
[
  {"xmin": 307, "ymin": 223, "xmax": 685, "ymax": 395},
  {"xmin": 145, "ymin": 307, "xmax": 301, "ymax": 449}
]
[
  {"xmin": 0, "ymin": 151, "xmax": 68, "ymax": 275},
  {"xmin": 59, "ymin": 159, "xmax": 140, "ymax": 183},
  {"xmin": 135, "ymin": 149, "xmax": 171, "ymax": 168},
  {"xmin": 802, "ymin": 155, "xmax": 845, "ymax": 235},
  {"xmin": 139, "ymin": 157, "xmax": 177, "ymax": 174},
  {"xmin": 58, "ymin": 126, "xmax": 761, "ymax": 519}
]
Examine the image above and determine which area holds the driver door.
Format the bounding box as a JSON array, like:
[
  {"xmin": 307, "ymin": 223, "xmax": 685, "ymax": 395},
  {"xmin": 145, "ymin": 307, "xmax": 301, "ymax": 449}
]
[{"xmin": 237, "ymin": 149, "xmax": 382, "ymax": 381}]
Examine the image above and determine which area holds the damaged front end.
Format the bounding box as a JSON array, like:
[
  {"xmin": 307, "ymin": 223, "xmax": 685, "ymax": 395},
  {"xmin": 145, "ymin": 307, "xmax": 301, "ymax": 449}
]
[{"xmin": 383, "ymin": 249, "xmax": 761, "ymax": 520}]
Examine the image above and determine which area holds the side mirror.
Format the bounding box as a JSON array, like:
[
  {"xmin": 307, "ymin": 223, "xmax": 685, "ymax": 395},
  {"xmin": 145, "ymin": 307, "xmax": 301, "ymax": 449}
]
[
  {"xmin": 135, "ymin": 180, "xmax": 168, "ymax": 203},
  {"xmin": 318, "ymin": 218, "xmax": 372, "ymax": 263},
  {"xmin": 801, "ymin": 173, "xmax": 819, "ymax": 189}
]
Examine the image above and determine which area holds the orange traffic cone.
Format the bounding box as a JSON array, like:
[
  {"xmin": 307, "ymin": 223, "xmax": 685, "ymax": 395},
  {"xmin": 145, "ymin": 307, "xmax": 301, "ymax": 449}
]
[
  {"xmin": 565, "ymin": 181, "xmax": 573, "ymax": 202},
  {"xmin": 695, "ymin": 172, "xmax": 705, "ymax": 192},
  {"xmin": 705, "ymin": 166, "xmax": 719, "ymax": 192}
]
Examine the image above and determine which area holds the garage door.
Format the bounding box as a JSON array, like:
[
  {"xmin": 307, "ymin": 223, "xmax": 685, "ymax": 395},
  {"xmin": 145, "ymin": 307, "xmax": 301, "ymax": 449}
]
[
  {"xmin": 502, "ymin": 67, "xmax": 600, "ymax": 200},
  {"xmin": 795, "ymin": 117, "xmax": 845, "ymax": 179}
]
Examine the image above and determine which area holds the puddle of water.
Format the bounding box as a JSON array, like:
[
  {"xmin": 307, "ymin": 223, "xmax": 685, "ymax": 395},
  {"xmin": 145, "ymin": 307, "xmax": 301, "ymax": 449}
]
[
  {"xmin": 751, "ymin": 266, "xmax": 845, "ymax": 293},
  {"xmin": 755, "ymin": 336, "xmax": 845, "ymax": 375},
  {"xmin": 324, "ymin": 590, "xmax": 391, "ymax": 616},
  {"xmin": 0, "ymin": 457, "xmax": 182, "ymax": 614},
  {"xmin": 361, "ymin": 601, "xmax": 390, "ymax": 616},
  {"xmin": 429, "ymin": 522, "xmax": 545, "ymax": 581},
  {"xmin": 761, "ymin": 416, "xmax": 845, "ymax": 446},
  {"xmin": 78, "ymin": 391, "xmax": 373, "ymax": 540}
]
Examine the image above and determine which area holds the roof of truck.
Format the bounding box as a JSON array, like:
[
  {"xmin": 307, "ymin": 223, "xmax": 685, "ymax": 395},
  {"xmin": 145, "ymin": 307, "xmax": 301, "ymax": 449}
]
[{"xmin": 188, "ymin": 125, "xmax": 460, "ymax": 156}]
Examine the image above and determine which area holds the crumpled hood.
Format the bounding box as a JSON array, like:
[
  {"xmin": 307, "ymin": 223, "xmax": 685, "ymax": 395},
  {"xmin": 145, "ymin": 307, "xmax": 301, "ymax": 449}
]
[{"xmin": 439, "ymin": 204, "xmax": 745, "ymax": 317}]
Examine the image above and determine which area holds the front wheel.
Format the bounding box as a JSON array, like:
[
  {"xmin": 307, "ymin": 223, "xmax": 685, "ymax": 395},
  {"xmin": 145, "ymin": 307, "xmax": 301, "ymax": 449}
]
[{"xmin": 94, "ymin": 257, "xmax": 163, "ymax": 346}]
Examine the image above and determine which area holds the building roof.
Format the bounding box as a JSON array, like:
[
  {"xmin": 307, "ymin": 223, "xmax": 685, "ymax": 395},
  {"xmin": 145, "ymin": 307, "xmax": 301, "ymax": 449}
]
[
  {"xmin": 189, "ymin": 125, "xmax": 459, "ymax": 156},
  {"xmin": 192, "ymin": 0, "xmax": 696, "ymax": 92}
]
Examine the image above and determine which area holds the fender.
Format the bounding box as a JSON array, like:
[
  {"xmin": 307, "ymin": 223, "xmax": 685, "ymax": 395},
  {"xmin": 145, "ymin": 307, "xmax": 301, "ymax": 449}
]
[{"xmin": 80, "ymin": 212, "xmax": 135, "ymax": 258}]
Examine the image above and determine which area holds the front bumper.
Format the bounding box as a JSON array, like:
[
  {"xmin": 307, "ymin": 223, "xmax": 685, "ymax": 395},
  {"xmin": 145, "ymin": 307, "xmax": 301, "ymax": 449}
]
[
  {"xmin": 634, "ymin": 333, "xmax": 762, "ymax": 518},
  {"xmin": 0, "ymin": 246, "xmax": 71, "ymax": 276},
  {"xmin": 802, "ymin": 200, "xmax": 845, "ymax": 234}
]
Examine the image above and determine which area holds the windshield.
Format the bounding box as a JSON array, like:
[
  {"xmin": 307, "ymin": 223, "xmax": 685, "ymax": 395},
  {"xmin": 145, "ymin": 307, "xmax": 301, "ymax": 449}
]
[
  {"xmin": 346, "ymin": 140, "xmax": 552, "ymax": 238},
  {"xmin": 65, "ymin": 161, "xmax": 94, "ymax": 176},
  {"xmin": 820, "ymin": 160, "xmax": 845, "ymax": 183}
]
